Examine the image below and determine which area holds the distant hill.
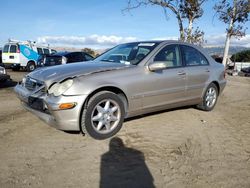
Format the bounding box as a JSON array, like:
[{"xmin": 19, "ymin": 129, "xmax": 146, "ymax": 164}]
[{"xmin": 203, "ymin": 46, "xmax": 249, "ymax": 56}]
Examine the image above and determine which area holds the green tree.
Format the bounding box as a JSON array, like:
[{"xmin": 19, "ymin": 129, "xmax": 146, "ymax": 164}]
[{"xmin": 231, "ymin": 50, "xmax": 250, "ymax": 62}]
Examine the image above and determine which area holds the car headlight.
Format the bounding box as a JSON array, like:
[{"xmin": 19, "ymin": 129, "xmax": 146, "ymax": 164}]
[
  {"xmin": 0, "ymin": 68, "xmax": 6, "ymax": 74},
  {"xmin": 48, "ymin": 79, "xmax": 73, "ymax": 97}
]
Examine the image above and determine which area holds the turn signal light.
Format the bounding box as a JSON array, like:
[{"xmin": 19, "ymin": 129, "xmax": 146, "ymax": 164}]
[{"xmin": 59, "ymin": 103, "xmax": 76, "ymax": 110}]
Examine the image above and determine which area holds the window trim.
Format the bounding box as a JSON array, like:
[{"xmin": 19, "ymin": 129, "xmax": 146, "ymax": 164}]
[{"xmin": 180, "ymin": 44, "xmax": 210, "ymax": 67}]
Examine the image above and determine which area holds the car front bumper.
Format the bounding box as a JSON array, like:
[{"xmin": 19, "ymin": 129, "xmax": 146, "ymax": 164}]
[{"xmin": 14, "ymin": 84, "xmax": 87, "ymax": 131}]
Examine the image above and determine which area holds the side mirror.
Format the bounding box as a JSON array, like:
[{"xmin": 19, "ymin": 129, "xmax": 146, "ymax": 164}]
[{"xmin": 148, "ymin": 62, "xmax": 167, "ymax": 71}]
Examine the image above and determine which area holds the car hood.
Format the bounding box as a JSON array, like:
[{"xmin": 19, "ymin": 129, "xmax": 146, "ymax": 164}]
[{"xmin": 28, "ymin": 61, "xmax": 132, "ymax": 86}]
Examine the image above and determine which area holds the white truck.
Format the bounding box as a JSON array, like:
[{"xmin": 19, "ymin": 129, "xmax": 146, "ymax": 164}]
[{"xmin": 2, "ymin": 39, "xmax": 56, "ymax": 71}]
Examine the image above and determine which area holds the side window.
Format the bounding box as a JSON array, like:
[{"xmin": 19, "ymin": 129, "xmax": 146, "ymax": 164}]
[
  {"xmin": 3, "ymin": 45, "xmax": 9, "ymax": 53},
  {"xmin": 154, "ymin": 45, "xmax": 181, "ymax": 68},
  {"xmin": 181, "ymin": 45, "xmax": 209, "ymax": 66},
  {"xmin": 84, "ymin": 54, "xmax": 94, "ymax": 61},
  {"xmin": 43, "ymin": 48, "xmax": 50, "ymax": 55},
  {"xmin": 10, "ymin": 45, "xmax": 17, "ymax": 53},
  {"xmin": 37, "ymin": 48, "xmax": 43, "ymax": 55}
]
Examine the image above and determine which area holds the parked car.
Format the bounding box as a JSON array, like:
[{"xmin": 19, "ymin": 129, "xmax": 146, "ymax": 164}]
[
  {"xmin": 0, "ymin": 66, "xmax": 10, "ymax": 82},
  {"xmin": 2, "ymin": 39, "xmax": 56, "ymax": 71},
  {"xmin": 238, "ymin": 66, "xmax": 250, "ymax": 77},
  {"xmin": 14, "ymin": 41, "xmax": 226, "ymax": 139},
  {"xmin": 37, "ymin": 51, "xmax": 94, "ymax": 67},
  {"xmin": 0, "ymin": 49, "xmax": 2, "ymax": 64}
]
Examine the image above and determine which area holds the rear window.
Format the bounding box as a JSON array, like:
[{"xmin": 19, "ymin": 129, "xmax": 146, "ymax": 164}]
[
  {"xmin": 45, "ymin": 56, "xmax": 62, "ymax": 66},
  {"xmin": 10, "ymin": 45, "xmax": 17, "ymax": 53},
  {"xmin": 3, "ymin": 45, "xmax": 9, "ymax": 53}
]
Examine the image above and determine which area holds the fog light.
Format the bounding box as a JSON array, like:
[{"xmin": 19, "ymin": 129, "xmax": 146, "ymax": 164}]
[{"xmin": 59, "ymin": 103, "xmax": 76, "ymax": 110}]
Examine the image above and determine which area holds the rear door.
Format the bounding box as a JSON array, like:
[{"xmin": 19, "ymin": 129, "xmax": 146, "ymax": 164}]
[
  {"xmin": 180, "ymin": 45, "xmax": 210, "ymax": 100},
  {"xmin": 142, "ymin": 44, "xmax": 187, "ymax": 109},
  {"xmin": 2, "ymin": 44, "xmax": 20, "ymax": 64}
]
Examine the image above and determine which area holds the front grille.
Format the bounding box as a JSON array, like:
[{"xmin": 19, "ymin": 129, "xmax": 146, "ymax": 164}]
[{"xmin": 25, "ymin": 77, "xmax": 45, "ymax": 92}]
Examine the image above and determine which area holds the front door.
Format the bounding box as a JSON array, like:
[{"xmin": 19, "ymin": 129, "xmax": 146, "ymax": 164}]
[{"xmin": 142, "ymin": 44, "xmax": 187, "ymax": 109}]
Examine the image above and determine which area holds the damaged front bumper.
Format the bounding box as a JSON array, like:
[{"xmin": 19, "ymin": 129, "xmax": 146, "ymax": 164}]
[{"xmin": 14, "ymin": 84, "xmax": 87, "ymax": 131}]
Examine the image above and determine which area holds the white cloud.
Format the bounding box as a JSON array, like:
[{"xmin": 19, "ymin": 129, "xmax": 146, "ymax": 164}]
[
  {"xmin": 37, "ymin": 34, "xmax": 250, "ymax": 48},
  {"xmin": 37, "ymin": 35, "xmax": 137, "ymax": 48},
  {"xmin": 203, "ymin": 34, "xmax": 250, "ymax": 47}
]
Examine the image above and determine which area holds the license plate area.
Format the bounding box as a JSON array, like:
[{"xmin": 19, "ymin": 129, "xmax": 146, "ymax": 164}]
[
  {"xmin": 28, "ymin": 96, "xmax": 45, "ymax": 111},
  {"xmin": 9, "ymin": 56, "xmax": 14, "ymax": 59}
]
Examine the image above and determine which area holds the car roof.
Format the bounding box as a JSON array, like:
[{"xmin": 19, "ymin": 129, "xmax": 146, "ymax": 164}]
[{"xmin": 53, "ymin": 51, "xmax": 83, "ymax": 56}]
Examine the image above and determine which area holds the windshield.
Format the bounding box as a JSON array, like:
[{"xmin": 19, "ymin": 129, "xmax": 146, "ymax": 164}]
[{"xmin": 94, "ymin": 42, "xmax": 159, "ymax": 65}]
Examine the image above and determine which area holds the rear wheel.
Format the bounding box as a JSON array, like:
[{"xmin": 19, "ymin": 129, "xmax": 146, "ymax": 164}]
[
  {"xmin": 197, "ymin": 83, "xmax": 218, "ymax": 111},
  {"xmin": 81, "ymin": 91, "xmax": 125, "ymax": 140},
  {"xmin": 26, "ymin": 61, "xmax": 36, "ymax": 72}
]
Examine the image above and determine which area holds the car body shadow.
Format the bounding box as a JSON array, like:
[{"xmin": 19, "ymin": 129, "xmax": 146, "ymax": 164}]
[
  {"xmin": 125, "ymin": 105, "xmax": 195, "ymax": 123},
  {"xmin": 64, "ymin": 106, "xmax": 195, "ymax": 135},
  {"xmin": 100, "ymin": 137, "xmax": 155, "ymax": 188}
]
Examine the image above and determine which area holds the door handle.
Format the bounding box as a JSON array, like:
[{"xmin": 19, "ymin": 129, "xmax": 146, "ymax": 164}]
[
  {"xmin": 205, "ymin": 69, "xmax": 210, "ymax": 72},
  {"xmin": 178, "ymin": 71, "xmax": 186, "ymax": 75}
]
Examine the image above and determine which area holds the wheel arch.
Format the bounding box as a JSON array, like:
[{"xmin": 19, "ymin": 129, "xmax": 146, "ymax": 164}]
[
  {"xmin": 211, "ymin": 81, "xmax": 220, "ymax": 95},
  {"xmin": 79, "ymin": 86, "xmax": 129, "ymax": 134},
  {"xmin": 83, "ymin": 86, "xmax": 129, "ymax": 111}
]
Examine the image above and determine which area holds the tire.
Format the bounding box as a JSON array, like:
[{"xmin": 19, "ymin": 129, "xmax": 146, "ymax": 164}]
[
  {"xmin": 197, "ymin": 83, "xmax": 218, "ymax": 111},
  {"xmin": 26, "ymin": 61, "xmax": 36, "ymax": 72},
  {"xmin": 81, "ymin": 91, "xmax": 125, "ymax": 140}
]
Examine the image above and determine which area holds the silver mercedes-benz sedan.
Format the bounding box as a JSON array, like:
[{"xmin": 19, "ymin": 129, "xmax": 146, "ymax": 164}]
[{"xmin": 14, "ymin": 41, "xmax": 226, "ymax": 139}]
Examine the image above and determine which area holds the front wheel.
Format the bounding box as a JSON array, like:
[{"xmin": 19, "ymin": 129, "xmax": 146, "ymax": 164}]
[
  {"xmin": 197, "ymin": 83, "xmax": 218, "ymax": 111},
  {"xmin": 81, "ymin": 91, "xmax": 125, "ymax": 140}
]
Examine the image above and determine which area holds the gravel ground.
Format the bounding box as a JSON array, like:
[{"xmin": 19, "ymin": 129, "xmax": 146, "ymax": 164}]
[{"xmin": 0, "ymin": 70, "xmax": 250, "ymax": 188}]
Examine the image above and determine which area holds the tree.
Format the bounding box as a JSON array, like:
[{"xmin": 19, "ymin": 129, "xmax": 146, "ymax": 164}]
[
  {"xmin": 179, "ymin": 0, "xmax": 206, "ymax": 43},
  {"xmin": 231, "ymin": 50, "xmax": 250, "ymax": 62},
  {"xmin": 81, "ymin": 48, "xmax": 96, "ymax": 57},
  {"xmin": 214, "ymin": 0, "xmax": 249, "ymax": 65},
  {"xmin": 124, "ymin": 0, "xmax": 206, "ymax": 44}
]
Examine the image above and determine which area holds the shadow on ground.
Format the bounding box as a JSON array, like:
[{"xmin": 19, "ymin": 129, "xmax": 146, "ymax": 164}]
[
  {"xmin": 0, "ymin": 79, "xmax": 17, "ymax": 89},
  {"xmin": 100, "ymin": 137, "xmax": 155, "ymax": 188}
]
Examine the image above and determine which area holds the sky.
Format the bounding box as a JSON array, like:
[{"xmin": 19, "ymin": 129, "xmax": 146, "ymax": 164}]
[{"xmin": 0, "ymin": 0, "xmax": 249, "ymax": 49}]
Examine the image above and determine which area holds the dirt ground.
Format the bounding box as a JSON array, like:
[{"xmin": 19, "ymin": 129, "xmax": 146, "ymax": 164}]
[{"xmin": 0, "ymin": 70, "xmax": 250, "ymax": 188}]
